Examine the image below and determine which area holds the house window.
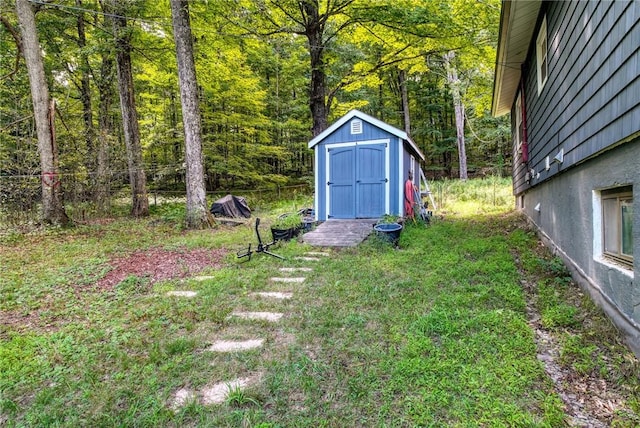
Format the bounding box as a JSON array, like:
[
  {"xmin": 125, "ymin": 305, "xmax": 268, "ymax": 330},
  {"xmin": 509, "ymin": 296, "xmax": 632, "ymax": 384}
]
[
  {"xmin": 515, "ymin": 93, "xmax": 522, "ymax": 150},
  {"xmin": 351, "ymin": 119, "xmax": 362, "ymax": 135},
  {"xmin": 514, "ymin": 92, "xmax": 527, "ymax": 163},
  {"xmin": 536, "ymin": 16, "xmax": 548, "ymax": 94},
  {"xmin": 602, "ymin": 186, "xmax": 633, "ymax": 267},
  {"xmin": 410, "ymin": 155, "xmax": 415, "ymax": 178}
]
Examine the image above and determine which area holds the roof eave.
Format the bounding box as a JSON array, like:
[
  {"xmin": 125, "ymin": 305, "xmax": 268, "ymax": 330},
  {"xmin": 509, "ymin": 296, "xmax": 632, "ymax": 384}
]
[{"xmin": 491, "ymin": 0, "xmax": 542, "ymax": 117}]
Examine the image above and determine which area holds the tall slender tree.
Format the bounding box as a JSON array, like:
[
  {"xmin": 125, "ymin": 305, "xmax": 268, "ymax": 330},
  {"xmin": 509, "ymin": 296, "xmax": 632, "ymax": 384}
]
[
  {"xmin": 444, "ymin": 50, "xmax": 467, "ymax": 180},
  {"xmin": 109, "ymin": 0, "xmax": 148, "ymax": 216},
  {"xmin": 170, "ymin": 0, "xmax": 209, "ymax": 228},
  {"xmin": 15, "ymin": 0, "xmax": 69, "ymax": 225},
  {"xmin": 96, "ymin": 1, "xmax": 116, "ymax": 213},
  {"xmin": 74, "ymin": 0, "xmax": 96, "ymax": 177}
]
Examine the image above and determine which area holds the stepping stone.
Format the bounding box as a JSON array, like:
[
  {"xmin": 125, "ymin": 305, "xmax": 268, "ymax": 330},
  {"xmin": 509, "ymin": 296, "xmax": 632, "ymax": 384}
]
[
  {"xmin": 166, "ymin": 290, "xmax": 198, "ymax": 297},
  {"xmin": 270, "ymin": 277, "xmax": 305, "ymax": 283},
  {"xmin": 201, "ymin": 374, "xmax": 262, "ymax": 405},
  {"xmin": 280, "ymin": 267, "xmax": 313, "ymax": 272},
  {"xmin": 294, "ymin": 256, "xmax": 321, "ymax": 262},
  {"xmin": 251, "ymin": 291, "xmax": 293, "ymax": 300},
  {"xmin": 207, "ymin": 339, "xmax": 264, "ymax": 352},
  {"xmin": 192, "ymin": 276, "xmax": 215, "ymax": 281},
  {"xmin": 229, "ymin": 311, "xmax": 284, "ymax": 322},
  {"xmin": 171, "ymin": 388, "xmax": 196, "ymax": 410},
  {"xmin": 305, "ymin": 252, "xmax": 329, "ymax": 257}
]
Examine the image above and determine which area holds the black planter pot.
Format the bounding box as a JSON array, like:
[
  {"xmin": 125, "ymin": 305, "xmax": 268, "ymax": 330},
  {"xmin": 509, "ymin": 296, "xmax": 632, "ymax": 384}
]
[
  {"xmin": 373, "ymin": 223, "xmax": 403, "ymax": 245},
  {"xmin": 271, "ymin": 227, "xmax": 295, "ymax": 242}
]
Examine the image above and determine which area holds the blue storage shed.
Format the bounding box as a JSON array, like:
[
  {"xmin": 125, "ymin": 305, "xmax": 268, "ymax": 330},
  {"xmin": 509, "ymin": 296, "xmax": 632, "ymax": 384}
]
[{"xmin": 308, "ymin": 109, "xmax": 425, "ymax": 221}]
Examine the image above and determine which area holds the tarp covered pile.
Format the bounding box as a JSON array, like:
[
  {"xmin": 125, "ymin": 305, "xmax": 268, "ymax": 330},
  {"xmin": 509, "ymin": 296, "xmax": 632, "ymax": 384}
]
[{"xmin": 209, "ymin": 194, "xmax": 251, "ymax": 218}]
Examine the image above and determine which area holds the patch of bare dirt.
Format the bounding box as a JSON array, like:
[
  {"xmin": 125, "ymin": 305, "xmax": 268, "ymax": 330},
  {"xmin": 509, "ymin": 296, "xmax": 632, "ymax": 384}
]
[
  {"xmin": 95, "ymin": 247, "xmax": 226, "ymax": 290},
  {"xmin": 521, "ymin": 276, "xmax": 614, "ymax": 428},
  {"xmin": 0, "ymin": 247, "xmax": 227, "ymax": 336}
]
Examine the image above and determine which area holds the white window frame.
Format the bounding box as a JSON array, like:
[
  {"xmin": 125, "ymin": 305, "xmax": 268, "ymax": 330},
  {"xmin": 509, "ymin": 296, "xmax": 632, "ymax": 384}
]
[
  {"xmin": 594, "ymin": 186, "xmax": 633, "ymax": 271},
  {"xmin": 514, "ymin": 92, "xmax": 523, "ymax": 158},
  {"xmin": 536, "ymin": 16, "xmax": 548, "ymax": 94},
  {"xmin": 410, "ymin": 155, "xmax": 415, "ymax": 179}
]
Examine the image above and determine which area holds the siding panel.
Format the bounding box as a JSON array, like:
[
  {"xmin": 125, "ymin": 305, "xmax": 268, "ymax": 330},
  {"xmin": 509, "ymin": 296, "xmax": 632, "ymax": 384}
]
[{"xmin": 514, "ymin": 0, "xmax": 639, "ymax": 195}]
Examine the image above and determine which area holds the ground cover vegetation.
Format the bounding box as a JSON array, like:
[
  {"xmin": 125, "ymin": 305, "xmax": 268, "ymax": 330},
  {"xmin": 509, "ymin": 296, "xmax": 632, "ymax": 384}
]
[
  {"xmin": 1, "ymin": 178, "xmax": 639, "ymax": 426},
  {"xmin": 0, "ymin": 0, "xmax": 510, "ymax": 226}
]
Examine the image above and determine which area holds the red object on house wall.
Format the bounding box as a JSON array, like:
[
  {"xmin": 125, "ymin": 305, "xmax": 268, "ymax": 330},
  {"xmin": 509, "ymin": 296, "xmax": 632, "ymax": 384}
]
[{"xmin": 521, "ymin": 142, "xmax": 529, "ymax": 163}]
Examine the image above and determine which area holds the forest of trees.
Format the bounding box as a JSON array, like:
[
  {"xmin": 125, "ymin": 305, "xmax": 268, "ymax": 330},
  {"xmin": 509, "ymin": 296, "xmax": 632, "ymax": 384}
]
[{"xmin": 0, "ymin": 0, "xmax": 510, "ymax": 225}]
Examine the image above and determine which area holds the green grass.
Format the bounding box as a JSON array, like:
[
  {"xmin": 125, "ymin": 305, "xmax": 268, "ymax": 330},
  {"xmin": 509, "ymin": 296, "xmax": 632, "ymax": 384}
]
[{"xmin": 1, "ymin": 178, "xmax": 638, "ymax": 426}]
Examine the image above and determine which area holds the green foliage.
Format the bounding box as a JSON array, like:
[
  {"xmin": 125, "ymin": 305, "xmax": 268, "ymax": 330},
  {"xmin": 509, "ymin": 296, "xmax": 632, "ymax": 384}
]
[
  {"xmin": 1, "ymin": 0, "xmax": 507, "ymax": 222},
  {"xmin": 225, "ymin": 385, "xmax": 260, "ymax": 408},
  {"xmin": 115, "ymin": 275, "xmax": 150, "ymax": 295},
  {"xmin": 559, "ymin": 334, "xmax": 601, "ymax": 375},
  {"xmin": 378, "ymin": 214, "xmax": 400, "ymax": 224},
  {"xmin": 431, "ymin": 176, "xmax": 514, "ymax": 214},
  {"xmin": 271, "ymin": 213, "xmax": 302, "ymax": 229},
  {"xmin": 149, "ymin": 202, "xmax": 186, "ymax": 225},
  {"xmin": 537, "ymin": 272, "xmax": 581, "ymax": 329},
  {"xmin": 541, "ymin": 303, "xmax": 580, "ymax": 329},
  {"xmin": 0, "ymin": 335, "xmax": 48, "ymax": 395}
]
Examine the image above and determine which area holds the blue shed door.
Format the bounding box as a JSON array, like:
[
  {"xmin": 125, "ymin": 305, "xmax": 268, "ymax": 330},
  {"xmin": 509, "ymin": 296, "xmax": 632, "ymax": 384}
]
[
  {"xmin": 328, "ymin": 143, "xmax": 386, "ymax": 219},
  {"xmin": 356, "ymin": 144, "xmax": 385, "ymax": 218},
  {"xmin": 328, "ymin": 147, "xmax": 356, "ymax": 218}
]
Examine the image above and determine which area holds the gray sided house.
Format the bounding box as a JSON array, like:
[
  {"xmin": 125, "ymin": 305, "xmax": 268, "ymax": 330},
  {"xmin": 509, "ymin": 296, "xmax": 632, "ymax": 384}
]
[
  {"xmin": 492, "ymin": 1, "xmax": 640, "ymax": 353},
  {"xmin": 308, "ymin": 109, "xmax": 425, "ymax": 221}
]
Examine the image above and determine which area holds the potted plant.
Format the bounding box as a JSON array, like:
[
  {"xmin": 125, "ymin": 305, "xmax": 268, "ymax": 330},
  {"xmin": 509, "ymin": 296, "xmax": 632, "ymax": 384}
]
[{"xmin": 271, "ymin": 213, "xmax": 303, "ymax": 241}]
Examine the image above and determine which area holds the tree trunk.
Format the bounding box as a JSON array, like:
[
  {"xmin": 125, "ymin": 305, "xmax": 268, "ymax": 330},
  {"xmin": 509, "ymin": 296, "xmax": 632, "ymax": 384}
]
[
  {"xmin": 453, "ymin": 97, "xmax": 467, "ymax": 180},
  {"xmin": 170, "ymin": 0, "xmax": 209, "ymax": 228},
  {"xmin": 110, "ymin": 1, "xmax": 149, "ymax": 216},
  {"xmin": 96, "ymin": 52, "xmax": 114, "ymax": 213},
  {"xmin": 302, "ymin": 0, "xmax": 328, "ymax": 137},
  {"xmin": 16, "ymin": 0, "xmax": 69, "ymax": 226},
  {"xmin": 444, "ymin": 51, "xmax": 468, "ymax": 180},
  {"xmin": 399, "ymin": 68, "xmax": 411, "ymax": 134},
  {"xmin": 76, "ymin": 0, "xmax": 95, "ymax": 183},
  {"xmin": 94, "ymin": 1, "xmax": 115, "ymax": 213}
]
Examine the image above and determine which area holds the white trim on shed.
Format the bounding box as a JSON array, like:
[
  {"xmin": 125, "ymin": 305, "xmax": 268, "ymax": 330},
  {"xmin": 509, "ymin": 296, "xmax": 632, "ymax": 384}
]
[{"xmin": 308, "ymin": 109, "xmax": 425, "ymax": 161}]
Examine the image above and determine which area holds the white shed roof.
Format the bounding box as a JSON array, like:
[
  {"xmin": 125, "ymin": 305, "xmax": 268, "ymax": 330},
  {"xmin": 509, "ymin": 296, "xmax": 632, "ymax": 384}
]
[{"xmin": 308, "ymin": 109, "xmax": 425, "ymax": 161}]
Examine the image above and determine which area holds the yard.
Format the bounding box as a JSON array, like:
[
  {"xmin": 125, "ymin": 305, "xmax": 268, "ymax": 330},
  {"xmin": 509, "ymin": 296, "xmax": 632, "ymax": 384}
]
[{"xmin": 1, "ymin": 178, "xmax": 639, "ymax": 426}]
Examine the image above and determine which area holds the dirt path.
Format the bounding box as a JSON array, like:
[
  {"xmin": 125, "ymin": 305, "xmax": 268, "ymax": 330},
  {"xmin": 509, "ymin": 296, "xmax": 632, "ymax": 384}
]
[{"xmin": 513, "ymin": 250, "xmax": 631, "ymax": 427}]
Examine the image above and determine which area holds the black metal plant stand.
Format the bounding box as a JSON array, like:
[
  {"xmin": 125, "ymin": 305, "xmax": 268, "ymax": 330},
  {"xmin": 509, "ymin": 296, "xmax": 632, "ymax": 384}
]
[{"xmin": 237, "ymin": 218, "xmax": 284, "ymax": 261}]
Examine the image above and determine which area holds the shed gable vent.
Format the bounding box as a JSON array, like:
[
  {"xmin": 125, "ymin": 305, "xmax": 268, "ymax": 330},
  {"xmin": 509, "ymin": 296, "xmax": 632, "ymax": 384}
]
[{"xmin": 350, "ymin": 119, "xmax": 363, "ymax": 135}]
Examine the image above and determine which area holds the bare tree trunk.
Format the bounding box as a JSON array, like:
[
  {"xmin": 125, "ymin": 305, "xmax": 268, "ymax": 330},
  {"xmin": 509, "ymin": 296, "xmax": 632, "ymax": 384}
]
[
  {"xmin": 399, "ymin": 68, "xmax": 411, "ymax": 134},
  {"xmin": 110, "ymin": 0, "xmax": 148, "ymax": 216},
  {"xmin": 444, "ymin": 51, "xmax": 468, "ymax": 180},
  {"xmin": 453, "ymin": 98, "xmax": 467, "ymax": 180},
  {"xmin": 16, "ymin": 0, "xmax": 69, "ymax": 226},
  {"xmin": 170, "ymin": 0, "xmax": 209, "ymax": 228},
  {"xmin": 76, "ymin": 0, "xmax": 95, "ymax": 182},
  {"xmin": 94, "ymin": 1, "xmax": 114, "ymax": 213},
  {"xmin": 301, "ymin": 0, "xmax": 328, "ymax": 137},
  {"xmin": 96, "ymin": 53, "xmax": 114, "ymax": 213}
]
